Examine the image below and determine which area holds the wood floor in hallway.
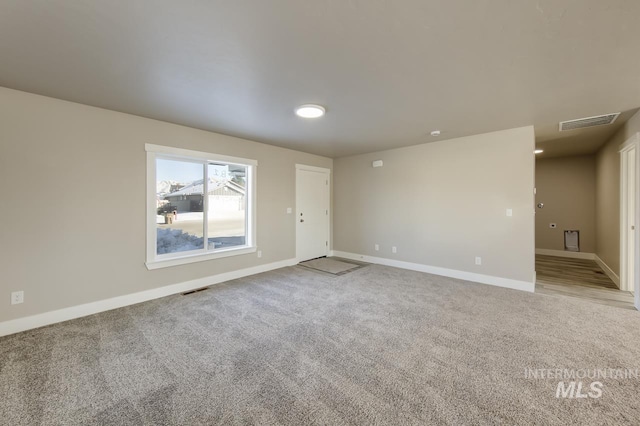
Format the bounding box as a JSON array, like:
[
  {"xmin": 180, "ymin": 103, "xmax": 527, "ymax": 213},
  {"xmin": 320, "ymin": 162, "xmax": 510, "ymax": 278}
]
[{"xmin": 535, "ymin": 254, "xmax": 636, "ymax": 310}]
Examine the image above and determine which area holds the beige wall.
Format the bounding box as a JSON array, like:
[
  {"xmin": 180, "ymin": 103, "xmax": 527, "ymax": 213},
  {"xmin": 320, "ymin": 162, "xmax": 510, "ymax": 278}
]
[
  {"xmin": 333, "ymin": 126, "xmax": 535, "ymax": 284},
  {"xmin": 535, "ymin": 155, "xmax": 596, "ymax": 253},
  {"xmin": 0, "ymin": 87, "xmax": 332, "ymax": 323},
  {"xmin": 595, "ymin": 109, "xmax": 640, "ymax": 275}
]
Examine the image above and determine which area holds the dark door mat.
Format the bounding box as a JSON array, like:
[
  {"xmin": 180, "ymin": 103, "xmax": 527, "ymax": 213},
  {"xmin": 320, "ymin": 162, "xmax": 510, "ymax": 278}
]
[{"xmin": 298, "ymin": 257, "xmax": 367, "ymax": 276}]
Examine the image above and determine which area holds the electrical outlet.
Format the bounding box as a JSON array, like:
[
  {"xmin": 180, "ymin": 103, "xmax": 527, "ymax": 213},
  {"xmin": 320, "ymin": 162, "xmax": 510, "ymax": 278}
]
[
  {"xmin": 392, "ymin": 246, "xmax": 397, "ymax": 253},
  {"xmin": 374, "ymin": 244, "xmax": 379, "ymax": 251},
  {"xmin": 11, "ymin": 291, "xmax": 24, "ymax": 305},
  {"xmin": 286, "ymin": 207, "xmax": 292, "ymax": 214},
  {"xmin": 257, "ymin": 250, "xmax": 262, "ymax": 258},
  {"xmin": 475, "ymin": 257, "xmax": 482, "ymax": 265}
]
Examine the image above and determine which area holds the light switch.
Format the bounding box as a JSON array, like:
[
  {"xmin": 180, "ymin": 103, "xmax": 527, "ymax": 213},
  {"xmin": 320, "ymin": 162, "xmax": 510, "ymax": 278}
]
[
  {"xmin": 286, "ymin": 207, "xmax": 292, "ymax": 214},
  {"xmin": 506, "ymin": 209, "xmax": 513, "ymax": 217}
]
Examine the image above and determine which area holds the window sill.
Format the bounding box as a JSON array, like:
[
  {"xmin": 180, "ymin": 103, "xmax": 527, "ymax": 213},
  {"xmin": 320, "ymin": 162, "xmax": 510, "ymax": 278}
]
[{"xmin": 145, "ymin": 246, "xmax": 256, "ymax": 270}]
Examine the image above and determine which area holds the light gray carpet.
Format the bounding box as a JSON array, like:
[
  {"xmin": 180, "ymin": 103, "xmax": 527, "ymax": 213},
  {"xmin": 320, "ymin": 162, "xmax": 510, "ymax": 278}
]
[
  {"xmin": 1, "ymin": 264, "xmax": 640, "ymax": 425},
  {"xmin": 298, "ymin": 257, "xmax": 361, "ymax": 274}
]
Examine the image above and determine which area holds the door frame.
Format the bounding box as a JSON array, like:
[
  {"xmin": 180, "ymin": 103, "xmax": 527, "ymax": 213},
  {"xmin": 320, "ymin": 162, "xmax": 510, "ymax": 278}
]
[
  {"xmin": 619, "ymin": 132, "xmax": 640, "ymax": 309},
  {"xmin": 295, "ymin": 164, "xmax": 331, "ymax": 262}
]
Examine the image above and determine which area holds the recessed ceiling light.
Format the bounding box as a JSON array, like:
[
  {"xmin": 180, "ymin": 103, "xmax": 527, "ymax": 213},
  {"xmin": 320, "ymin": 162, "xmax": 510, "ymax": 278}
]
[
  {"xmin": 535, "ymin": 149, "xmax": 544, "ymax": 154},
  {"xmin": 430, "ymin": 130, "xmax": 441, "ymax": 136},
  {"xmin": 295, "ymin": 104, "xmax": 325, "ymax": 118}
]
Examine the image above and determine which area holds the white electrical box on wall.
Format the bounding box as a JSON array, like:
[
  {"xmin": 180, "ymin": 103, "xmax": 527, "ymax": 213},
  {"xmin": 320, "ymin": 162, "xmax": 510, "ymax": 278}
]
[{"xmin": 372, "ymin": 160, "xmax": 383, "ymax": 168}]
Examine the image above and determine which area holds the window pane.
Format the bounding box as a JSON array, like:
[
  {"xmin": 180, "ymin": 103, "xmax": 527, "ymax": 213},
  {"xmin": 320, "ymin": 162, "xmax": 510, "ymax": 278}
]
[
  {"xmin": 156, "ymin": 158, "xmax": 204, "ymax": 255},
  {"xmin": 207, "ymin": 163, "xmax": 247, "ymax": 249}
]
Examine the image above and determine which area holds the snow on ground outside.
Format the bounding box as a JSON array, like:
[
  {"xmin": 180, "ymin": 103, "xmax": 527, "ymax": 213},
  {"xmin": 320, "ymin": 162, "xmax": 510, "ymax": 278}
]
[{"xmin": 156, "ymin": 211, "xmax": 246, "ymax": 254}]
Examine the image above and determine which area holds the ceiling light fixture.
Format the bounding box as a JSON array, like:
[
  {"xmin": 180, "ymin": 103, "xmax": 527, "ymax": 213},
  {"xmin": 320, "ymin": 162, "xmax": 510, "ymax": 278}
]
[
  {"xmin": 430, "ymin": 130, "xmax": 441, "ymax": 136},
  {"xmin": 535, "ymin": 149, "xmax": 544, "ymax": 154},
  {"xmin": 295, "ymin": 104, "xmax": 325, "ymax": 118}
]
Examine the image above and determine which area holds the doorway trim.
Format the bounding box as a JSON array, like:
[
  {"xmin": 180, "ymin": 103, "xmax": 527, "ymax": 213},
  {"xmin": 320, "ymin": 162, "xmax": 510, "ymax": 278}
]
[
  {"xmin": 619, "ymin": 132, "xmax": 640, "ymax": 309},
  {"xmin": 295, "ymin": 164, "xmax": 331, "ymax": 262}
]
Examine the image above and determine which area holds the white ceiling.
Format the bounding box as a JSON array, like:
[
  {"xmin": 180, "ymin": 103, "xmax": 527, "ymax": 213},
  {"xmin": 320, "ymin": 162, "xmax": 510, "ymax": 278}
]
[{"xmin": 1, "ymin": 0, "xmax": 639, "ymax": 158}]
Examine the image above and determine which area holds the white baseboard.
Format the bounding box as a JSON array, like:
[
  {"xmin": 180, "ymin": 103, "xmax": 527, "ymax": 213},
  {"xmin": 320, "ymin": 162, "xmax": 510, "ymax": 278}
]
[
  {"xmin": 594, "ymin": 255, "xmax": 620, "ymax": 287},
  {"xmin": 535, "ymin": 248, "xmax": 596, "ymax": 260},
  {"xmin": 0, "ymin": 258, "xmax": 297, "ymax": 337},
  {"xmin": 332, "ymin": 251, "xmax": 534, "ymax": 293}
]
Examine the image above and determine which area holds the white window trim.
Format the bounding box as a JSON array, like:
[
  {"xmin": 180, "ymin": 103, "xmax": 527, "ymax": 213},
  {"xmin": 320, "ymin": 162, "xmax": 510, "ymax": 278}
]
[{"xmin": 145, "ymin": 144, "xmax": 257, "ymax": 270}]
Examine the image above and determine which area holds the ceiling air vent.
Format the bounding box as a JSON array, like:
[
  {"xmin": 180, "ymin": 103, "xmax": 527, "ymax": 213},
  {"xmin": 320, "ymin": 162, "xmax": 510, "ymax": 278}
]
[{"xmin": 559, "ymin": 113, "xmax": 620, "ymax": 131}]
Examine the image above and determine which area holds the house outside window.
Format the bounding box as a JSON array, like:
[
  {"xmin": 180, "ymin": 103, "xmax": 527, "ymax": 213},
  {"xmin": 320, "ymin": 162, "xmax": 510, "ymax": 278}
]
[{"xmin": 146, "ymin": 144, "xmax": 257, "ymax": 269}]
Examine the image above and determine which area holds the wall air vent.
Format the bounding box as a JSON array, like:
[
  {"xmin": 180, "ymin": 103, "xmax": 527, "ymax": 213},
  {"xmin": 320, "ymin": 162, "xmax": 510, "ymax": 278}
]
[{"xmin": 559, "ymin": 113, "xmax": 620, "ymax": 131}]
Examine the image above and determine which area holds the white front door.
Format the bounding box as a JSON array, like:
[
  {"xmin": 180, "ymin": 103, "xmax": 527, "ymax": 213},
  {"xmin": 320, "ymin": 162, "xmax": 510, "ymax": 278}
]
[
  {"xmin": 620, "ymin": 136, "xmax": 640, "ymax": 310},
  {"xmin": 296, "ymin": 165, "xmax": 330, "ymax": 262},
  {"xmin": 627, "ymin": 148, "xmax": 636, "ymax": 296},
  {"xmin": 628, "ymin": 148, "xmax": 639, "ymax": 310}
]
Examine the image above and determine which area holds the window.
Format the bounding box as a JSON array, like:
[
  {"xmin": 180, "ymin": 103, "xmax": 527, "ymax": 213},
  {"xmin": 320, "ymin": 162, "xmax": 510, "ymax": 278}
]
[{"xmin": 146, "ymin": 144, "xmax": 257, "ymax": 269}]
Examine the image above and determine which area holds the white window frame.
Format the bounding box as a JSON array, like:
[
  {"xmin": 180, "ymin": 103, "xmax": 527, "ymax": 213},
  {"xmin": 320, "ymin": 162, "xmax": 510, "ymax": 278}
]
[{"xmin": 145, "ymin": 144, "xmax": 257, "ymax": 270}]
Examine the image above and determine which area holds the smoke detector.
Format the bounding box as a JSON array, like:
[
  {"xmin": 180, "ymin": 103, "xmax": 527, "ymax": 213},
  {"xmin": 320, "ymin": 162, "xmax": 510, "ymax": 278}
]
[{"xmin": 559, "ymin": 113, "xmax": 620, "ymax": 131}]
